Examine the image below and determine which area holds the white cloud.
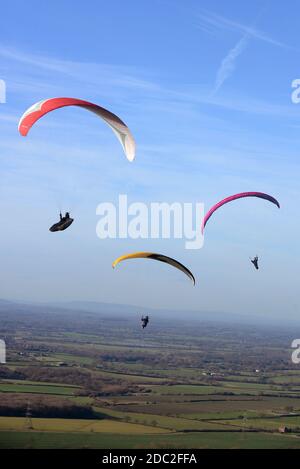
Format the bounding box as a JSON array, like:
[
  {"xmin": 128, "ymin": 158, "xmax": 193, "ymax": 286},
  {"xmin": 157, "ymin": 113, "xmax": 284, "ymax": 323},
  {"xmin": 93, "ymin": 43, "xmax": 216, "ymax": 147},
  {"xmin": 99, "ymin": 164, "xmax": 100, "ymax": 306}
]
[
  {"xmin": 198, "ymin": 10, "xmax": 286, "ymax": 48},
  {"xmin": 0, "ymin": 45, "xmax": 160, "ymax": 93},
  {"xmin": 0, "ymin": 44, "xmax": 297, "ymax": 120},
  {"xmin": 197, "ymin": 9, "xmax": 288, "ymax": 93},
  {"xmin": 214, "ymin": 35, "xmax": 249, "ymax": 93}
]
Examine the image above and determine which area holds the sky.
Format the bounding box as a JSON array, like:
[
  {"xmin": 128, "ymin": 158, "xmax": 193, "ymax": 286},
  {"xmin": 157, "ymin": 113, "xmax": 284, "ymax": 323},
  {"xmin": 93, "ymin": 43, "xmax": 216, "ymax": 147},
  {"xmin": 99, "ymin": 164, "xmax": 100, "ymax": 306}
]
[{"xmin": 0, "ymin": 0, "xmax": 299, "ymax": 321}]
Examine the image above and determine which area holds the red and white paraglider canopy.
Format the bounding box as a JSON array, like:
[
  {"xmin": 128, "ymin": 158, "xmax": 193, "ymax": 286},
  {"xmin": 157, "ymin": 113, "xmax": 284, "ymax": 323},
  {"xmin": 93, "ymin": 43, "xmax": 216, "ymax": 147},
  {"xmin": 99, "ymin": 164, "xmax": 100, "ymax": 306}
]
[{"xmin": 18, "ymin": 97, "xmax": 136, "ymax": 162}]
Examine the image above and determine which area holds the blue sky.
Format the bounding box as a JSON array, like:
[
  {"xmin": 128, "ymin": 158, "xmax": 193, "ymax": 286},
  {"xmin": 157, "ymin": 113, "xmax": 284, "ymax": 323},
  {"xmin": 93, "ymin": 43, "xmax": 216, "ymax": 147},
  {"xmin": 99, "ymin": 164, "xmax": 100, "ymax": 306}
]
[{"xmin": 0, "ymin": 0, "xmax": 299, "ymax": 321}]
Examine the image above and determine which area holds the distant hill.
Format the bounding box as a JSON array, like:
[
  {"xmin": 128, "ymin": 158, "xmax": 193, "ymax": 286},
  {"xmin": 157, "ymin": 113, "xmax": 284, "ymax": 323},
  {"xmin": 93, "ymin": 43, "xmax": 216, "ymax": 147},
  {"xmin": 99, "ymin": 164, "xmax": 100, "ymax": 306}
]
[{"xmin": 0, "ymin": 298, "xmax": 294, "ymax": 327}]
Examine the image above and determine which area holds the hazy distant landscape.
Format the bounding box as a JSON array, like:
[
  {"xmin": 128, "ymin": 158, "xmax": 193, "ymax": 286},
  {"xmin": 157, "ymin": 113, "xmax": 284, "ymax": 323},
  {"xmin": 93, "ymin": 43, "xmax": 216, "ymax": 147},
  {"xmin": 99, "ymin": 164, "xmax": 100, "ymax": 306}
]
[{"xmin": 0, "ymin": 300, "xmax": 300, "ymax": 449}]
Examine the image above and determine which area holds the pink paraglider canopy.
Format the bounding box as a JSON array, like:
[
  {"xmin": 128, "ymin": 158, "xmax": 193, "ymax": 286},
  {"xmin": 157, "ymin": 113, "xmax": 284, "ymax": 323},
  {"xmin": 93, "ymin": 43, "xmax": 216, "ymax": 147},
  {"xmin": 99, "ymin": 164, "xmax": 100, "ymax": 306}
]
[{"xmin": 202, "ymin": 192, "xmax": 280, "ymax": 233}]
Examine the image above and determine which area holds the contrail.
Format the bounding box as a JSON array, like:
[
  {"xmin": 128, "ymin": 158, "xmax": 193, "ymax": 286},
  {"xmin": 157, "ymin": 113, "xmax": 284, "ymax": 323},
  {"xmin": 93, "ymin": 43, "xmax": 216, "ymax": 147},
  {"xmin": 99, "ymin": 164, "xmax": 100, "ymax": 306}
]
[{"xmin": 214, "ymin": 34, "xmax": 249, "ymax": 94}]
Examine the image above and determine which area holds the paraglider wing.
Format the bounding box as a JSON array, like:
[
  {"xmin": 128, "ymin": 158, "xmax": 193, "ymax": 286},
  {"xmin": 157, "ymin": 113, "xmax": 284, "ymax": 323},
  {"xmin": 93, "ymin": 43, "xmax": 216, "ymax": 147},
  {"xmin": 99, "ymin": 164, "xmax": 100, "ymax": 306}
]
[
  {"xmin": 18, "ymin": 97, "xmax": 135, "ymax": 162},
  {"xmin": 112, "ymin": 252, "xmax": 195, "ymax": 285},
  {"xmin": 202, "ymin": 192, "xmax": 280, "ymax": 233}
]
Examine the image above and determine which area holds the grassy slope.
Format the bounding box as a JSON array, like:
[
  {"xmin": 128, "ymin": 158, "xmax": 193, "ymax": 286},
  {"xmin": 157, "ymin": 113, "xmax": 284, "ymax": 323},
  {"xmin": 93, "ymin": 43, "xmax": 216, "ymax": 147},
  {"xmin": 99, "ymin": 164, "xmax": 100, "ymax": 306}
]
[
  {"xmin": 0, "ymin": 417, "xmax": 168, "ymax": 434},
  {"xmin": 1, "ymin": 431, "xmax": 300, "ymax": 449}
]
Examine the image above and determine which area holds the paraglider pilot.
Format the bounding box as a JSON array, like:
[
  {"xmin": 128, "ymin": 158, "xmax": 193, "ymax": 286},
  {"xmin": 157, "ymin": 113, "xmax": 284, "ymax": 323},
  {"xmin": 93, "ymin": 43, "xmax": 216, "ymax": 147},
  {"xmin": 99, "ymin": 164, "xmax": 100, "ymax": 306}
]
[
  {"xmin": 141, "ymin": 315, "xmax": 149, "ymax": 329},
  {"xmin": 251, "ymin": 256, "xmax": 259, "ymax": 270},
  {"xmin": 49, "ymin": 212, "xmax": 74, "ymax": 232}
]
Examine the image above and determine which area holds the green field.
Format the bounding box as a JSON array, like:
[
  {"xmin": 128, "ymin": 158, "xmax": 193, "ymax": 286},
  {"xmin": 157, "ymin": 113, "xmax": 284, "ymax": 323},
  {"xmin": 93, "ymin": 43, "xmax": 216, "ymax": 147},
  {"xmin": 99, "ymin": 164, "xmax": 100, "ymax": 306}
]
[
  {"xmin": 0, "ymin": 417, "xmax": 168, "ymax": 434},
  {"xmin": 1, "ymin": 430, "xmax": 300, "ymax": 449},
  {"xmin": 1, "ymin": 307, "xmax": 300, "ymax": 448},
  {"xmin": 93, "ymin": 407, "xmax": 238, "ymax": 431},
  {"xmin": 0, "ymin": 382, "xmax": 78, "ymax": 396}
]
